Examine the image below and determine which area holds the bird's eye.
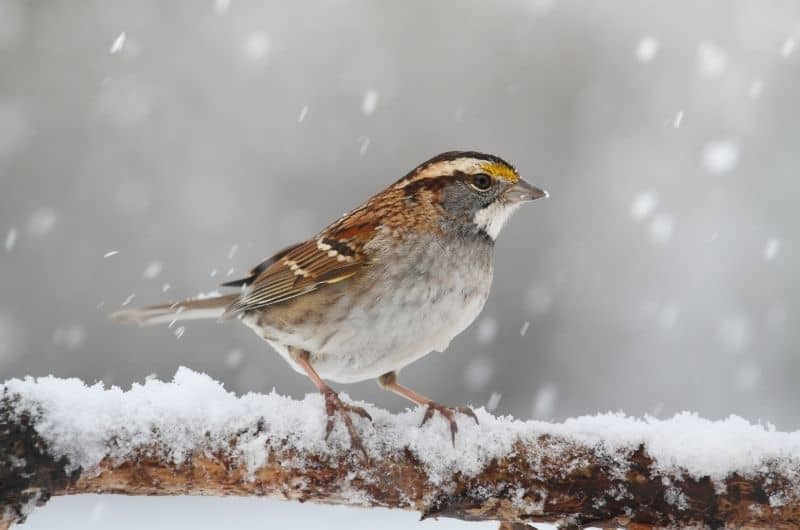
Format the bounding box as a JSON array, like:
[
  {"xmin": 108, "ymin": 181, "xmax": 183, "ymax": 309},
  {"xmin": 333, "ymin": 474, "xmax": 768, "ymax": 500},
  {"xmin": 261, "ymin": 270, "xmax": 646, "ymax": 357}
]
[{"xmin": 471, "ymin": 173, "xmax": 492, "ymax": 191}]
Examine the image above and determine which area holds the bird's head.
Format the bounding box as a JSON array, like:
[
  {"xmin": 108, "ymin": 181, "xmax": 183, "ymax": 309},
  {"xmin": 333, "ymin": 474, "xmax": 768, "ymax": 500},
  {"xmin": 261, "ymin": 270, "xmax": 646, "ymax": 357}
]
[{"xmin": 393, "ymin": 151, "xmax": 548, "ymax": 240}]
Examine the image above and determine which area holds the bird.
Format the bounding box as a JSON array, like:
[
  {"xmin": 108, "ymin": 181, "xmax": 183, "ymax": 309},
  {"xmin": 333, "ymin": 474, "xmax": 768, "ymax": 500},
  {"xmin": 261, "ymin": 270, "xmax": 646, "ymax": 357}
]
[{"xmin": 111, "ymin": 151, "xmax": 548, "ymax": 454}]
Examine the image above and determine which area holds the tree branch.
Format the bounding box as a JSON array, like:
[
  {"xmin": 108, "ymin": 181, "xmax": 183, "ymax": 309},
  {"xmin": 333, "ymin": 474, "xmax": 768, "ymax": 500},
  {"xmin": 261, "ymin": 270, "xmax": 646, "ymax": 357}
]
[{"xmin": 2, "ymin": 369, "xmax": 799, "ymax": 529}]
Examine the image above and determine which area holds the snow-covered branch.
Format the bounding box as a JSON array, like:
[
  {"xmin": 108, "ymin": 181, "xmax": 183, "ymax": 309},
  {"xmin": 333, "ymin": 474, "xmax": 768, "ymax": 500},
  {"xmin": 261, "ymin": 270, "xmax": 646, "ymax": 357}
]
[{"xmin": 2, "ymin": 369, "xmax": 800, "ymax": 529}]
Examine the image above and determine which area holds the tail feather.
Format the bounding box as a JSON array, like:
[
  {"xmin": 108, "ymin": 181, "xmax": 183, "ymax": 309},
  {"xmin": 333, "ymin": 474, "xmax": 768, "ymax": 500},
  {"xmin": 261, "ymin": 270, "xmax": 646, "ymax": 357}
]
[{"xmin": 109, "ymin": 294, "xmax": 239, "ymax": 327}]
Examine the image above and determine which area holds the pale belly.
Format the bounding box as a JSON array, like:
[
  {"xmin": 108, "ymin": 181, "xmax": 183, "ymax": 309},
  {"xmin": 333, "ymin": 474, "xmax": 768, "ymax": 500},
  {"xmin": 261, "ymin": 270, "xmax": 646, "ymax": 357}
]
[{"xmin": 241, "ymin": 235, "xmax": 494, "ymax": 383}]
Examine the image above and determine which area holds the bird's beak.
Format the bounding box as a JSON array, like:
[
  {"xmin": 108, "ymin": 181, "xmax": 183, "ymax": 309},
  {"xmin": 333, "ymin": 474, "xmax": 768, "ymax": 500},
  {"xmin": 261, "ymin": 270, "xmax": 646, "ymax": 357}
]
[{"xmin": 504, "ymin": 178, "xmax": 549, "ymax": 204}]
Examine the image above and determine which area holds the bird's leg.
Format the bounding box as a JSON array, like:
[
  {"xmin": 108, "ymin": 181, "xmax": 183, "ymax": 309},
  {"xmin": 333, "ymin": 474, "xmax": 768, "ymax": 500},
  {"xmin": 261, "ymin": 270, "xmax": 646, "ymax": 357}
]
[
  {"xmin": 290, "ymin": 347, "xmax": 371, "ymax": 458},
  {"xmin": 377, "ymin": 371, "xmax": 478, "ymax": 446}
]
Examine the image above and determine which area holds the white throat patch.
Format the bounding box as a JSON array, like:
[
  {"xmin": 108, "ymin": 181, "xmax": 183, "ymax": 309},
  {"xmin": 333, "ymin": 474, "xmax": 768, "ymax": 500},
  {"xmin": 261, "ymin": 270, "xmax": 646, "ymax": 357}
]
[{"xmin": 473, "ymin": 200, "xmax": 521, "ymax": 240}]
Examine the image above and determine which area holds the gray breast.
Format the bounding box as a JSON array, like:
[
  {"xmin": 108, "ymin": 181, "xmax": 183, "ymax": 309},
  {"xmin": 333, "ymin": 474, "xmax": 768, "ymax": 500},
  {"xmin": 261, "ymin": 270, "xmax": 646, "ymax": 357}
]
[{"xmin": 298, "ymin": 232, "xmax": 495, "ymax": 382}]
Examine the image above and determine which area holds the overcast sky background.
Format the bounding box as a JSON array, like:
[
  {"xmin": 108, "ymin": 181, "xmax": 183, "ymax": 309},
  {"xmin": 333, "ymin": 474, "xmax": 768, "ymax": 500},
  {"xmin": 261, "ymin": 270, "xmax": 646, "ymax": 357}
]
[{"xmin": 2, "ymin": 1, "xmax": 800, "ymax": 527}]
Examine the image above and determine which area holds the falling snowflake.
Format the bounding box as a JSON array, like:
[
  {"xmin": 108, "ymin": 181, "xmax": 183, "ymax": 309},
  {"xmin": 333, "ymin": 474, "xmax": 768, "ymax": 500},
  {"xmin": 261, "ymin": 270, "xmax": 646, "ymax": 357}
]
[
  {"xmin": 109, "ymin": 32, "xmax": 126, "ymax": 54},
  {"xmin": 635, "ymin": 37, "xmax": 660, "ymax": 63},
  {"xmin": 361, "ymin": 89, "xmax": 379, "ymax": 115},
  {"xmin": 103, "ymin": 250, "xmax": 119, "ymax": 259},
  {"xmin": 244, "ymin": 32, "xmax": 270, "ymax": 61},
  {"xmin": 520, "ymin": 321, "xmax": 531, "ymax": 336},
  {"xmin": 4, "ymin": 228, "xmax": 17, "ymax": 252},
  {"xmin": 486, "ymin": 392, "xmax": 502, "ymax": 411},
  {"xmin": 214, "ymin": 0, "xmax": 231, "ymax": 14},
  {"xmin": 630, "ymin": 192, "xmax": 658, "ymax": 221},
  {"xmin": 225, "ymin": 349, "xmax": 244, "ymax": 368},
  {"xmin": 673, "ymin": 110, "xmax": 683, "ymax": 128},
  {"xmin": 764, "ymin": 238, "xmax": 780, "ymax": 261},
  {"xmin": 143, "ymin": 261, "xmax": 163, "ymax": 279},
  {"xmin": 464, "ymin": 357, "xmax": 494, "ymax": 391},
  {"xmin": 702, "ymin": 140, "xmax": 739, "ymax": 175},
  {"xmin": 532, "ymin": 383, "xmax": 557, "ymax": 419},
  {"xmin": 697, "ymin": 41, "xmax": 727, "ymax": 78},
  {"xmin": 358, "ymin": 136, "xmax": 370, "ymax": 156},
  {"xmin": 298, "ymin": 105, "xmax": 309, "ymax": 123},
  {"xmin": 781, "ymin": 38, "xmax": 796, "ymax": 58},
  {"xmin": 476, "ymin": 316, "xmax": 498, "ymax": 345},
  {"xmin": 174, "ymin": 326, "xmax": 185, "ymax": 339}
]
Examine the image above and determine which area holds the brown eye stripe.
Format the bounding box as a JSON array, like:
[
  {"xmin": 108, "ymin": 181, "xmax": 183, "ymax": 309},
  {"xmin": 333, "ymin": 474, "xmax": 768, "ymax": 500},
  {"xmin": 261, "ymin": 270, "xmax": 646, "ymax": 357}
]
[{"xmin": 400, "ymin": 174, "xmax": 461, "ymax": 198}]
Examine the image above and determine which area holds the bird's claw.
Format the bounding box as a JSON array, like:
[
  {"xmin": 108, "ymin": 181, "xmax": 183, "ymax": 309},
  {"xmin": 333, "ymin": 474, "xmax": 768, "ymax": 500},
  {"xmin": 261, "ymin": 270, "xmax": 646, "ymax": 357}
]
[
  {"xmin": 420, "ymin": 402, "xmax": 479, "ymax": 446},
  {"xmin": 322, "ymin": 388, "xmax": 372, "ymax": 459}
]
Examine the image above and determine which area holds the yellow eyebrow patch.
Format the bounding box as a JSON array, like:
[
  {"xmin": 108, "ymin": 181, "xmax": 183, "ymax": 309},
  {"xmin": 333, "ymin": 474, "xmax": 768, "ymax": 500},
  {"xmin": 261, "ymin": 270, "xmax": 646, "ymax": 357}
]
[{"xmin": 480, "ymin": 161, "xmax": 520, "ymax": 183}]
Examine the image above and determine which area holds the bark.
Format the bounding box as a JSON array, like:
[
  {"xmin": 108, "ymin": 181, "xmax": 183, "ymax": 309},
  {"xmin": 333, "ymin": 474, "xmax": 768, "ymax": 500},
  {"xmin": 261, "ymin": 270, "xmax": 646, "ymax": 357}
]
[{"xmin": 1, "ymin": 391, "xmax": 799, "ymax": 529}]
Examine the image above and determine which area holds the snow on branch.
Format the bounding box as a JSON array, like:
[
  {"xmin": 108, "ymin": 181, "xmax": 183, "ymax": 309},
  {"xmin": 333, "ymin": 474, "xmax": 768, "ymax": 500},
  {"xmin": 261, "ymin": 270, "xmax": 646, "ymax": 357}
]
[{"xmin": 2, "ymin": 369, "xmax": 800, "ymax": 529}]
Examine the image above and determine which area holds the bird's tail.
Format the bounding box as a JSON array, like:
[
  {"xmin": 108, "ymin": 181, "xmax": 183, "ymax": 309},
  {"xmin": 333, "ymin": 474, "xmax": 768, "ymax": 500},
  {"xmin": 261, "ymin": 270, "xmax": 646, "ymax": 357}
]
[{"xmin": 109, "ymin": 294, "xmax": 239, "ymax": 327}]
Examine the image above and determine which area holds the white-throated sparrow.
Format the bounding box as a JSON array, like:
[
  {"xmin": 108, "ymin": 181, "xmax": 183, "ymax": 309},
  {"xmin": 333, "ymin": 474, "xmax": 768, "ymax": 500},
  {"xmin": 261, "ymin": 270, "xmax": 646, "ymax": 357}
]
[{"xmin": 112, "ymin": 151, "xmax": 547, "ymax": 454}]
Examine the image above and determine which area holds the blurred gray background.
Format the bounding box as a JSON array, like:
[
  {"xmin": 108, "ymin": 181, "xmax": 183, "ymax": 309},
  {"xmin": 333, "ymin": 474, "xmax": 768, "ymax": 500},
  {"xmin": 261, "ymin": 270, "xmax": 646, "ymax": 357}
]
[{"xmin": 2, "ymin": 0, "xmax": 799, "ymax": 431}]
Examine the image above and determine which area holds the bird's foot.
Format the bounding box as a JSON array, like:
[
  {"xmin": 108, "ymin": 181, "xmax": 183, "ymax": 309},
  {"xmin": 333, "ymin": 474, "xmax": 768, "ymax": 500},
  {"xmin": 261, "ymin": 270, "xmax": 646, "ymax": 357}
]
[
  {"xmin": 420, "ymin": 402, "xmax": 479, "ymax": 446},
  {"xmin": 322, "ymin": 387, "xmax": 372, "ymax": 459}
]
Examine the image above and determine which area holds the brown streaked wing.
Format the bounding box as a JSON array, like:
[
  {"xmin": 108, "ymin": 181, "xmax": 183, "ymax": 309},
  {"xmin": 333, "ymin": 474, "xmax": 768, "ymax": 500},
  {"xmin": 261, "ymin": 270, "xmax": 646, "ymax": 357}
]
[
  {"xmin": 221, "ymin": 188, "xmax": 388, "ymax": 317},
  {"xmin": 221, "ymin": 238, "xmax": 369, "ymax": 317}
]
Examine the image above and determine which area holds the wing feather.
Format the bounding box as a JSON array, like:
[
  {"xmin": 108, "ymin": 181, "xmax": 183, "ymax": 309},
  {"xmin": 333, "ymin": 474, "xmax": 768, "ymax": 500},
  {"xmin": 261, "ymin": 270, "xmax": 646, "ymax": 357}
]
[
  {"xmin": 221, "ymin": 192, "xmax": 387, "ymax": 317},
  {"xmin": 221, "ymin": 238, "xmax": 369, "ymax": 317}
]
